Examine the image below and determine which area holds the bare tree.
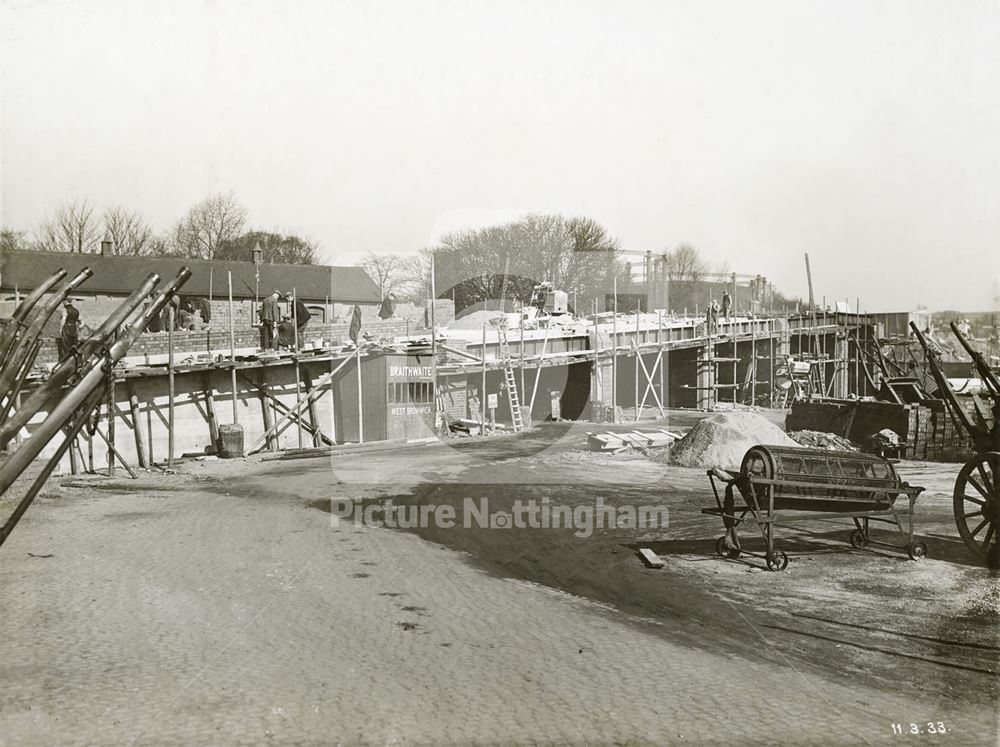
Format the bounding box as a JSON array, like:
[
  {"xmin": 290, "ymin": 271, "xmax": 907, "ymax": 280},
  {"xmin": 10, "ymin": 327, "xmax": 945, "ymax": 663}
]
[
  {"xmin": 172, "ymin": 193, "xmax": 247, "ymax": 260},
  {"xmin": 36, "ymin": 200, "xmax": 101, "ymax": 253},
  {"xmin": 663, "ymin": 243, "xmax": 706, "ymax": 284},
  {"xmin": 217, "ymin": 230, "xmax": 318, "ymax": 265},
  {"xmin": 144, "ymin": 233, "xmax": 174, "ymax": 257},
  {"xmin": 430, "ymin": 214, "xmax": 621, "ymax": 313},
  {"xmin": 103, "ymin": 206, "xmax": 154, "ymax": 256},
  {"xmin": 358, "ymin": 253, "xmax": 409, "ymax": 298},
  {"xmin": 0, "ymin": 228, "xmax": 31, "ymax": 252},
  {"xmin": 663, "ymin": 243, "xmax": 707, "ymax": 310},
  {"xmin": 397, "ymin": 249, "xmax": 434, "ymax": 303}
]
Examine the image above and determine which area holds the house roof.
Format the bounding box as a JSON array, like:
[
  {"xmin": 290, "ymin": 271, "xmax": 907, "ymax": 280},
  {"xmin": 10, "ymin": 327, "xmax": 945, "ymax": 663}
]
[{"xmin": 0, "ymin": 249, "xmax": 380, "ymax": 303}]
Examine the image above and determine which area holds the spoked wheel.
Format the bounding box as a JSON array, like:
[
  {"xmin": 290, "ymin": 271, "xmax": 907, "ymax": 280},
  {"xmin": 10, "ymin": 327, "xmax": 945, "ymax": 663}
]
[
  {"xmin": 765, "ymin": 551, "xmax": 788, "ymax": 572},
  {"xmin": 849, "ymin": 529, "xmax": 868, "ymax": 550},
  {"xmin": 953, "ymin": 452, "xmax": 1000, "ymax": 566},
  {"xmin": 715, "ymin": 536, "xmax": 740, "ymax": 559}
]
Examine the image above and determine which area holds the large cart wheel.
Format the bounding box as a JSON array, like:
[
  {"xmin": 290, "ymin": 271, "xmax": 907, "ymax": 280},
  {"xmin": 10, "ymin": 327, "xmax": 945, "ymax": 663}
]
[
  {"xmin": 953, "ymin": 452, "xmax": 1000, "ymax": 565},
  {"xmin": 765, "ymin": 551, "xmax": 788, "ymax": 572},
  {"xmin": 715, "ymin": 536, "xmax": 740, "ymax": 559}
]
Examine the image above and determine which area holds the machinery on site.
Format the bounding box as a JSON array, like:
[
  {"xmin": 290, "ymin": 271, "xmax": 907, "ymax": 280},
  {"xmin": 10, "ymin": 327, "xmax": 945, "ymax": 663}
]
[
  {"xmin": 911, "ymin": 321, "xmax": 1000, "ymax": 565},
  {"xmin": 772, "ymin": 356, "xmax": 822, "ymax": 407},
  {"xmin": 527, "ymin": 282, "xmax": 569, "ymax": 315},
  {"xmin": 703, "ymin": 445, "xmax": 925, "ymax": 571}
]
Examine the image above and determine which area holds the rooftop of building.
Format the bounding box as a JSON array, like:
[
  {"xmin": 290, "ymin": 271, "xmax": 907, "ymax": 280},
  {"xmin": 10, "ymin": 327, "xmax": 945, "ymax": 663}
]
[{"xmin": 0, "ymin": 249, "xmax": 380, "ymax": 303}]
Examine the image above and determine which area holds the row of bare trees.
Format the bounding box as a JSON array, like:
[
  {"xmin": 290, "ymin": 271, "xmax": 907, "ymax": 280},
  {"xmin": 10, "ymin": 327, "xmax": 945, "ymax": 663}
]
[
  {"xmin": 359, "ymin": 214, "xmax": 675, "ymax": 310},
  {"xmin": 358, "ymin": 252, "xmax": 430, "ymax": 302},
  {"xmin": 0, "ymin": 193, "xmax": 317, "ymax": 265},
  {"xmin": 358, "ymin": 215, "xmax": 748, "ymax": 313},
  {"xmin": 5, "ymin": 202, "xmax": 157, "ymax": 256},
  {"xmin": 4, "ymin": 199, "xmax": 757, "ymax": 309}
]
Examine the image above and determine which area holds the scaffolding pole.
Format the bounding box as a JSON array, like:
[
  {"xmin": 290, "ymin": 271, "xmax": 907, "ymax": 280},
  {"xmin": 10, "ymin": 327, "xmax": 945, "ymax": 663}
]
[
  {"xmin": 612, "ymin": 277, "xmax": 618, "ymax": 420},
  {"xmin": 634, "ymin": 308, "xmax": 640, "ymax": 417},
  {"xmin": 168, "ymin": 306, "xmax": 175, "ymax": 468},
  {"xmin": 293, "ymin": 287, "xmax": 303, "ymax": 450},
  {"xmin": 228, "ymin": 271, "xmax": 238, "ymax": 424},
  {"xmin": 481, "ymin": 323, "xmax": 487, "ymax": 431}
]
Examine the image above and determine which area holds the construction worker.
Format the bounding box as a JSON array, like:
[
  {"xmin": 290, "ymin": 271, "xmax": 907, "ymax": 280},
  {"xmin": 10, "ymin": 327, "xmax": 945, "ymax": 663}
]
[
  {"xmin": 58, "ymin": 299, "xmax": 80, "ymax": 360},
  {"xmin": 145, "ymin": 298, "xmax": 162, "ymax": 333},
  {"xmin": 721, "ymin": 290, "xmax": 732, "ymax": 320},
  {"xmin": 177, "ymin": 298, "xmax": 196, "ymax": 330},
  {"xmin": 260, "ymin": 290, "xmax": 280, "ymax": 350},
  {"xmin": 190, "ymin": 296, "xmax": 212, "ymax": 326},
  {"xmin": 160, "ymin": 295, "xmax": 181, "ymax": 331},
  {"xmin": 378, "ymin": 292, "xmax": 396, "ymax": 320},
  {"xmin": 286, "ymin": 292, "xmax": 311, "ymax": 342}
]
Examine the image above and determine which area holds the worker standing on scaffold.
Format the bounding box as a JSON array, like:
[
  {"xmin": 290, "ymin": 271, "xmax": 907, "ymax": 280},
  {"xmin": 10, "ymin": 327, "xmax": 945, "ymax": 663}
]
[
  {"xmin": 260, "ymin": 289, "xmax": 280, "ymax": 350},
  {"xmin": 721, "ymin": 290, "xmax": 732, "ymax": 320},
  {"xmin": 58, "ymin": 299, "xmax": 80, "ymax": 360}
]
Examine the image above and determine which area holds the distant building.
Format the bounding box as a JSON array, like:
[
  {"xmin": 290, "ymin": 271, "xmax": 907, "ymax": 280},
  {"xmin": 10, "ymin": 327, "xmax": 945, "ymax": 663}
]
[
  {"xmin": 867, "ymin": 310, "xmax": 933, "ymax": 339},
  {"xmin": 0, "ymin": 249, "xmax": 381, "ymax": 333}
]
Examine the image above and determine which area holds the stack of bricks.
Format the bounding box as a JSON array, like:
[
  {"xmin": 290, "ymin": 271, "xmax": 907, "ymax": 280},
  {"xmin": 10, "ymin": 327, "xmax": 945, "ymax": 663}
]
[
  {"xmin": 788, "ymin": 396, "xmax": 989, "ymax": 463},
  {"xmin": 905, "ymin": 398, "xmax": 983, "ymax": 462}
]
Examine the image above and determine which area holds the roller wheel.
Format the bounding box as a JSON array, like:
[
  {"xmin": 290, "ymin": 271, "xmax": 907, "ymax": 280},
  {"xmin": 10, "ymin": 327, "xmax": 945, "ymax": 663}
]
[
  {"xmin": 907, "ymin": 541, "xmax": 928, "ymax": 561},
  {"xmin": 953, "ymin": 452, "xmax": 1000, "ymax": 566},
  {"xmin": 715, "ymin": 536, "xmax": 740, "ymax": 559},
  {"xmin": 765, "ymin": 551, "xmax": 788, "ymax": 572},
  {"xmin": 849, "ymin": 529, "xmax": 868, "ymax": 550}
]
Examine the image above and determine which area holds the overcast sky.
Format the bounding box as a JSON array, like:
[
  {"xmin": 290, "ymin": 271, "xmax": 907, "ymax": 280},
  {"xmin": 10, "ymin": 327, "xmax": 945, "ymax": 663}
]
[{"xmin": 2, "ymin": 0, "xmax": 998, "ymax": 310}]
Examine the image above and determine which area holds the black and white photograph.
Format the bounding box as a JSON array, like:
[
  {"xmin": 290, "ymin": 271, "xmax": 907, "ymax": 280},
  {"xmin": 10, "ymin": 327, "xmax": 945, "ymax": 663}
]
[{"xmin": 1, "ymin": 1, "xmax": 998, "ymax": 744}]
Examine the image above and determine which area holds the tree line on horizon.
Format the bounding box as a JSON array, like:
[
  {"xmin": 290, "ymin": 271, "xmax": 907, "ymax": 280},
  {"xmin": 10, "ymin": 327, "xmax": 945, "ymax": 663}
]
[
  {"xmin": 0, "ymin": 193, "xmax": 318, "ymax": 265},
  {"xmin": 2, "ymin": 200, "xmax": 797, "ymax": 314},
  {"xmin": 359, "ymin": 214, "xmax": 627, "ymax": 309},
  {"xmin": 358, "ymin": 213, "xmax": 793, "ymax": 314}
]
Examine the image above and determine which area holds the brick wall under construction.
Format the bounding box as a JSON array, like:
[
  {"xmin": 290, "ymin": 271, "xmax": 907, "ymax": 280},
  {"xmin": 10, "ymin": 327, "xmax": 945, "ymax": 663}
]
[{"xmin": 29, "ymin": 318, "xmax": 424, "ymax": 366}]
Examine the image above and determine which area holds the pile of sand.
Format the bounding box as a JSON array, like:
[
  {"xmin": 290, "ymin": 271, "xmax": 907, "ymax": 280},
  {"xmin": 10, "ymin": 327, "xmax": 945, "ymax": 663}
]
[
  {"xmin": 666, "ymin": 411, "xmax": 797, "ymax": 470},
  {"xmin": 446, "ymin": 310, "xmax": 505, "ymax": 331}
]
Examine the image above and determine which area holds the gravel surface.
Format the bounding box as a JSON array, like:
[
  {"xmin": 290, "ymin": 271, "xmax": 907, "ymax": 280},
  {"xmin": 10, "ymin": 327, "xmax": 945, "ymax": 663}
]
[{"xmin": 3, "ymin": 420, "xmax": 996, "ymax": 745}]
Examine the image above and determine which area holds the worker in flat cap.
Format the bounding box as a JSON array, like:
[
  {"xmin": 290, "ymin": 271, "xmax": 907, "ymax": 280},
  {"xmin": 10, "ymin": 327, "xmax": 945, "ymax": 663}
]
[{"xmin": 260, "ymin": 289, "xmax": 281, "ymax": 350}]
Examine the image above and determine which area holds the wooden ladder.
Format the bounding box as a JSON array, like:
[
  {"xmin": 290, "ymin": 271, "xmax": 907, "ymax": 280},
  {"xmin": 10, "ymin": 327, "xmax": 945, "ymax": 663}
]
[{"xmin": 497, "ymin": 321, "xmax": 524, "ymax": 432}]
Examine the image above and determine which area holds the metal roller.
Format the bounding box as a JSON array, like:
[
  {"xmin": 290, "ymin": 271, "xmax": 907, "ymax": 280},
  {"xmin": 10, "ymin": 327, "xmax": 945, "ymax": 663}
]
[
  {"xmin": 703, "ymin": 444, "xmax": 926, "ymax": 570},
  {"xmin": 739, "ymin": 445, "xmax": 903, "ymax": 514}
]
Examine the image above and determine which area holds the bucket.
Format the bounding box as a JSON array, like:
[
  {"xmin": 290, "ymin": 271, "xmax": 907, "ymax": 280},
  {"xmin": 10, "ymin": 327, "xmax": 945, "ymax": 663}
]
[{"xmin": 217, "ymin": 424, "xmax": 244, "ymax": 459}]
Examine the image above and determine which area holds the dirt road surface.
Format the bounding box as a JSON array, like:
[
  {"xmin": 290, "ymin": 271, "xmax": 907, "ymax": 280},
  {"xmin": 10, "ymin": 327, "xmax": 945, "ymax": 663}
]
[{"xmin": 1, "ymin": 419, "xmax": 997, "ymax": 744}]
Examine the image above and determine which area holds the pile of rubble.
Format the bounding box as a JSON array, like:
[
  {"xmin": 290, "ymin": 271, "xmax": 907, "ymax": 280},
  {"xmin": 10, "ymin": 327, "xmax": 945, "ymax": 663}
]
[{"xmin": 787, "ymin": 430, "xmax": 859, "ymax": 452}]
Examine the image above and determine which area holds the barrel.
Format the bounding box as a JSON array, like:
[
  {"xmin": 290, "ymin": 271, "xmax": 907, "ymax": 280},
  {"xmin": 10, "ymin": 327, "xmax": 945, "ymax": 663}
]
[{"xmin": 217, "ymin": 424, "xmax": 244, "ymax": 459}]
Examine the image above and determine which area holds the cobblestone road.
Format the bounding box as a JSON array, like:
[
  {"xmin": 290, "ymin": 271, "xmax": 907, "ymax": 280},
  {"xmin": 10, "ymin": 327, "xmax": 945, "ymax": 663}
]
[{"xmin": 0, "ymin": 461, "xmax": 993, "ymax": 745}]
